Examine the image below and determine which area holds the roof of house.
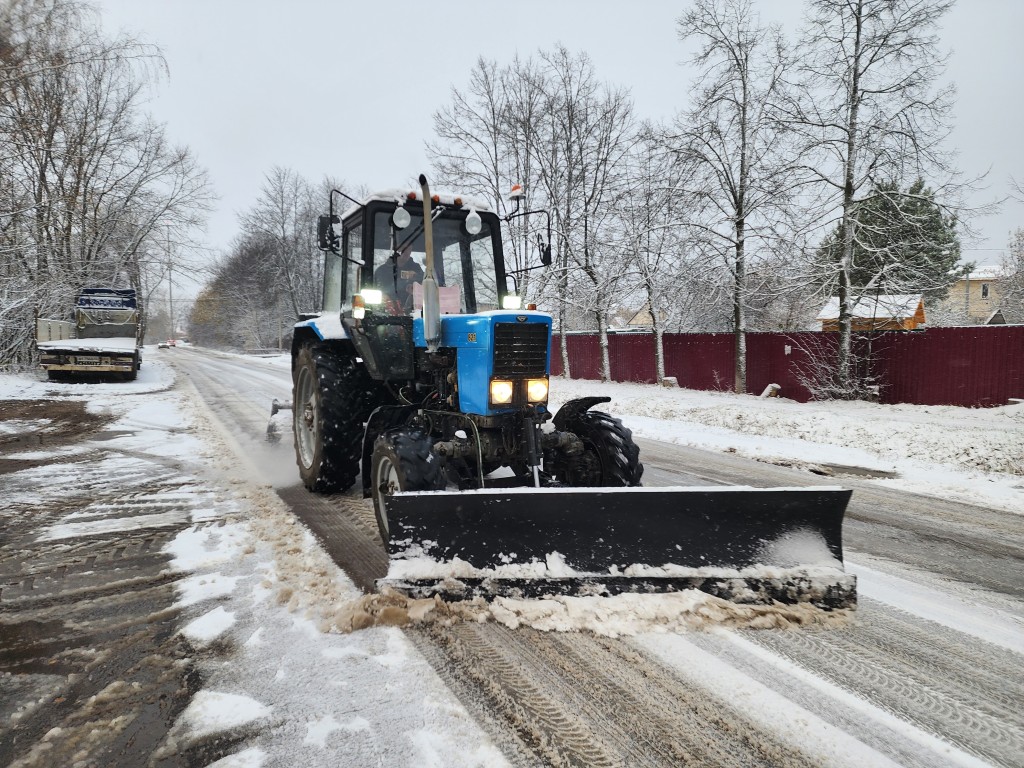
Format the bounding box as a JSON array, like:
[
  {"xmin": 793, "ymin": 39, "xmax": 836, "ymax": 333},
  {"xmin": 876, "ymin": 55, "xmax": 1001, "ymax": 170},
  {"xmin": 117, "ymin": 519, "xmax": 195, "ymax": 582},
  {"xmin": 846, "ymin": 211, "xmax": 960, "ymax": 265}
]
[
  {"xmin": 816, "ymin": 294, "xmax": 923, "ymax": 321},
  {"xmin": 984, "ymin": 309, "xmax": 1006, "ymax": 325},
  {"xmin": 963, "ymin": 265, "xmax": 1005, "ymax": 281}
]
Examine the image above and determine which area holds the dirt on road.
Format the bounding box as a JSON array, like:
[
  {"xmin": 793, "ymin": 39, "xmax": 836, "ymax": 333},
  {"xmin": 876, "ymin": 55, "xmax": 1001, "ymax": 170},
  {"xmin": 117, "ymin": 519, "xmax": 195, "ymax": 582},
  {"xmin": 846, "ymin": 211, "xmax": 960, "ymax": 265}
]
[{"xmin": 0, "ymin": 396, "xmax": 237, "ymax": 767}]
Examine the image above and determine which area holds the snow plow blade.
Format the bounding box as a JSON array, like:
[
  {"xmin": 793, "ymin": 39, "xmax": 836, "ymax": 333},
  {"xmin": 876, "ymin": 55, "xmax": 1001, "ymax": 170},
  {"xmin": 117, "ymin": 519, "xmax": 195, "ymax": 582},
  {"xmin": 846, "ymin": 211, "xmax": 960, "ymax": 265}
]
[{"xmin": 378, "ymin": 486, "xmax": 855, "ymax": 610}]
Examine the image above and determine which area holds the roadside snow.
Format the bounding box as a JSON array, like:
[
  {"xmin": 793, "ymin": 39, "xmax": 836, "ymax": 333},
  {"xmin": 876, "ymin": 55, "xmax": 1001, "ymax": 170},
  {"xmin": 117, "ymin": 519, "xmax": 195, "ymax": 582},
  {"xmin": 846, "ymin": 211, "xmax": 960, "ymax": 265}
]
[
  {"xmin": 551, "ymin": 378, "xmax": 1024, "ymax": 514},
  {"xmin": 2, "ymin": 359, "xmax": 510, "ymax": 765},
  {"xmin": 182, "ymin": 606, "xmax": 237, "ymax": 646},
  {"xmin": 0, "ymin": 353, "xmax": 173, "ymax": 399},
  {"xmin": 162, "ymin": 373, "xmax": 513, "ymax": 766},
  {"xmin": 172, "ymin": 690, "xmax": 272, "ymax": 741}
]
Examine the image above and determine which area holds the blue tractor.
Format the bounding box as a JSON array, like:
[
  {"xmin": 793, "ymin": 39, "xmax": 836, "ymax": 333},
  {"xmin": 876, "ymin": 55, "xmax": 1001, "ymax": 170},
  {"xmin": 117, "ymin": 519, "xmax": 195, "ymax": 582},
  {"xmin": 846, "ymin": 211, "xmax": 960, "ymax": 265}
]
[{"xmin": 284, "ymin": 175, "xmax": 855, "ymax": 609}]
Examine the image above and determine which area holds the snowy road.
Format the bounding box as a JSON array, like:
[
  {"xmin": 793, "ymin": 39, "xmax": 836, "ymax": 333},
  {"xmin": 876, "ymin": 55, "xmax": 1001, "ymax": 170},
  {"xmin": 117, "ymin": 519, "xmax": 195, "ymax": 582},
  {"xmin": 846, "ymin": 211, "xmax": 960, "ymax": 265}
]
[
  {"xmin": 638, "ymin": 440, "xmax": 1024, "ymax": 599},
  {"xmin": 170, "ymin": 347, "xmax": 1024, "ymax": 767},
  {"xmin": 2, "ymin": 347, "xmax": 1021, "ymax": 767}
]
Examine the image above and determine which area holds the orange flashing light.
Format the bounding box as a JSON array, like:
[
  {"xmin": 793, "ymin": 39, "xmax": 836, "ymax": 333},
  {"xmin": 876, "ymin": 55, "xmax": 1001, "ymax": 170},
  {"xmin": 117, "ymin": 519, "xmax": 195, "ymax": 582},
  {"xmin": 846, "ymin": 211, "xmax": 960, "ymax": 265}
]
[
  {"xmin": 431, "ymin": 194, "xmax": 440, "ymax": 204},
  {"xmin": 407, "ymin": 192, "xmax": 417, "ymax": 201},
  {"xmin": 526, "ymin": 303, "xmax": 537, "ymax": 311},
  {"xmin": 454, "ymin": 197, "xmax": 463, "ymax": 206}
]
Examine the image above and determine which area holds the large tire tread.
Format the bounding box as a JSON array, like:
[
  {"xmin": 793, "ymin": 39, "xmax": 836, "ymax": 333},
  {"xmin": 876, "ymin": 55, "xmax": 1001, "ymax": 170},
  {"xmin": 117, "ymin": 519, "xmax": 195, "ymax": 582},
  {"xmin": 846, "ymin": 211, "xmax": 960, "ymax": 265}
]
[
  {"xmin": 371, "ymin": 427, "xmax": 445, "ymax": 543},
  {"xmin": 295, "ymin": 343, "xmax": 386, "ymax": 493},
  {"xmin": 557, "ymin": 410, "xmax": 643, "ymax": 487}
]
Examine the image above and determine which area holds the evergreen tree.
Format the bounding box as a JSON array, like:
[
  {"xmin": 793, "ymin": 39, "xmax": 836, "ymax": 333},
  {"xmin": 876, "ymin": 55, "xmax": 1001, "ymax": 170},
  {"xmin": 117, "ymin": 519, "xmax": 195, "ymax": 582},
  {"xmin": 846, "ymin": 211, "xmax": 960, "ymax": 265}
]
[{"xmin": 818, "ymin": 180, "xmax": 964, "ymax": 301}]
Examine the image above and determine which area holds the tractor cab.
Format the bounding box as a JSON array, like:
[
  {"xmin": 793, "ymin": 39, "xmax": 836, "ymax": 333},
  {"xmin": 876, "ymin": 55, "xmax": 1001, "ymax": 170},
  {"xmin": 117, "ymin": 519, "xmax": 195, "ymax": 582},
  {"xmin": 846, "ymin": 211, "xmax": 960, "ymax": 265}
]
[{"xmin": 319, "ymin": 191, "xmax": 514, "ymax": 319}]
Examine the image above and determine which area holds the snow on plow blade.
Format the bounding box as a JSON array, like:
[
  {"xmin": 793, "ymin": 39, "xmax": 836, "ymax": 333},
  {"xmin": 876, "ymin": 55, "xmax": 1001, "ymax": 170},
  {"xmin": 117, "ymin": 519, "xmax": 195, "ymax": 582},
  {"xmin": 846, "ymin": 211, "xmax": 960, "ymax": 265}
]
[{"xmin": 379, "ymin": 486, "xmax": 856, "ymax": 610}]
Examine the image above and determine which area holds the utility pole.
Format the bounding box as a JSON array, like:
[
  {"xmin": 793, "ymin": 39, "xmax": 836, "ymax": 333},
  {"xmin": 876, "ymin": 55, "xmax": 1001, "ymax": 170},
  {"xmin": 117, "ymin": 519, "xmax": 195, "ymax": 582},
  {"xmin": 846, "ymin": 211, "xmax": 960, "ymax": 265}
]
[{"xmin": 167, "ymin": 227, "xmax": 174, "ymax": 341}]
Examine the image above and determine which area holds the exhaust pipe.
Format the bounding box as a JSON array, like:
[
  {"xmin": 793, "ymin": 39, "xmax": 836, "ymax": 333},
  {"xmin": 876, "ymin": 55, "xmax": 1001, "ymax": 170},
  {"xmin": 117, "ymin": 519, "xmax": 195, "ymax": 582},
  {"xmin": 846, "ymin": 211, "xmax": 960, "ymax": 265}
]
[{"xmin": 419, "ymin": 174, "xmax": 441, "ymax": 352}]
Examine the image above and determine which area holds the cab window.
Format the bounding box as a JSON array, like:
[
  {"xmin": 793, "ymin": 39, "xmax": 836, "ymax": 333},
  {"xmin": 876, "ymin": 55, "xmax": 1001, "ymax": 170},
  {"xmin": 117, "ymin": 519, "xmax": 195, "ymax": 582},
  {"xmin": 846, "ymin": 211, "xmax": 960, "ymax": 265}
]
[{"xmin": 368, "ymin": 209, "xmax": 498, "ymax": 316}]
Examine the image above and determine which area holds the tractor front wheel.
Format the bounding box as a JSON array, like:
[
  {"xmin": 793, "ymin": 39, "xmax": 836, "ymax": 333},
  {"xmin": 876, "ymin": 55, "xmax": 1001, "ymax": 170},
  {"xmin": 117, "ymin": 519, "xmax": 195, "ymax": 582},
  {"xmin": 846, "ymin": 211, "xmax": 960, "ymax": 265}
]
[
  {"xmin": 370, "ymin": 427, "xmax": 445, "ymax": 544},
  {"xmin": 554, "ymin": 410, "xmax": 643, "ymax": 487}
]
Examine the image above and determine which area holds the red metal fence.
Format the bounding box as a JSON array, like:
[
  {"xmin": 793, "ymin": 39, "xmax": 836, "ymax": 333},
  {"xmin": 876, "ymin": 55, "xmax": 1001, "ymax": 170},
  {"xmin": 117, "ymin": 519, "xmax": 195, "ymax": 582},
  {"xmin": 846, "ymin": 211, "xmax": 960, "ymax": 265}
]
[{"xmin": 551, "ymin": 326, "xmax": 1024, "ymax": 407}]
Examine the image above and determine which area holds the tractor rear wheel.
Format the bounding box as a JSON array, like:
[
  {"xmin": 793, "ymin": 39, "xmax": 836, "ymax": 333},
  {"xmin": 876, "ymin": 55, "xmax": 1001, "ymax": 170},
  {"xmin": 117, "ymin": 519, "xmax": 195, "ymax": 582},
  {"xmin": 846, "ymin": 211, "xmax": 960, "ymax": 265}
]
[
  {"xmin": 370, "ymin": 427, "xmax": 445, "ymax": 544},
  {"xmin": 293, "ymin": 344, "xmax": 383, "ymax": 493},
  {"xmin": 556, "ymin": 410, "xmax": 643, "ymax": 487}
]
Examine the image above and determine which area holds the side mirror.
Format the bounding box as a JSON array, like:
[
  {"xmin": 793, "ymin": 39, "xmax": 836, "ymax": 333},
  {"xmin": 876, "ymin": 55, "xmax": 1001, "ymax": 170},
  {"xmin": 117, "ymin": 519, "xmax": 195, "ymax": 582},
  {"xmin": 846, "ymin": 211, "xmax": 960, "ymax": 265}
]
[
  {"xmin": 537, "ymin": 234, "xmax": 552, "ymax": 266},
  {"xmin": 317, "ymin": 214, "xmax": 340, "ymax": 252}
]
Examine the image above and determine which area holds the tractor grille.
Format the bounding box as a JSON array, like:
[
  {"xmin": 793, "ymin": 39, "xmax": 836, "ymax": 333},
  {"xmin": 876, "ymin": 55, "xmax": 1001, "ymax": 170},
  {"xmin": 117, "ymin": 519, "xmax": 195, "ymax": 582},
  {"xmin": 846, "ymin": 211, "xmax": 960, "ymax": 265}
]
[{"xmin": 493, "ymin": 322, "xmax": 549, "ymax": 376}]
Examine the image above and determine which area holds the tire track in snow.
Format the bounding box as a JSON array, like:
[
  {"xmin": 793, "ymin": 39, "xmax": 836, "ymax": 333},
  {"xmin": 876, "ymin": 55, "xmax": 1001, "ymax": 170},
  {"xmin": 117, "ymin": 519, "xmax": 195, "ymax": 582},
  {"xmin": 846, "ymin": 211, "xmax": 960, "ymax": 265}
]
[
  {"xmin": 412, "ymin": 621, "xmax": 823, "ymax": 768},
  {"xmin": 743, "ymin": 599, "xmax": 1024, "ymax": 768}
]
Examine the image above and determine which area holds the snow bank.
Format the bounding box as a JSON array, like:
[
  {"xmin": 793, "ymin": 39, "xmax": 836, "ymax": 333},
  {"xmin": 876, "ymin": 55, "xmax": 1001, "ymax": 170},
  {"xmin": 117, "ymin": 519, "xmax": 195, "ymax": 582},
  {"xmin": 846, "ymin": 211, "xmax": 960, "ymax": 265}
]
[
  {"xmin": 554, "ymin": 378, "xmax": 1024, "ymax": 475},
  {"xmin": 552, "ymin": 378, "xmax": 1024, "ymax": 514},
  {"xmin": 0, "ymin": 357, "xmax": 175, "ymax": 398}
]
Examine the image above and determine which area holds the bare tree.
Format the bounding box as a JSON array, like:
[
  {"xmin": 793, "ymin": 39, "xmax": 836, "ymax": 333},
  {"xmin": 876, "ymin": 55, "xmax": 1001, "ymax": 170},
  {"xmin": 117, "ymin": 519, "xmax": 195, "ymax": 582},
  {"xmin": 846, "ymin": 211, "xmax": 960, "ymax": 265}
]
[
  {"xmin": 0, "ymin": 0, "xmax": 211, "ymax": 365},
  {"xmin": 999, "ymin": 229, "xmax": 1024, "ymax": 323},
  {"xmin": 427, "ymin": 56, "xmax": 549, "ymax": 298},
  {"xmin": 616, "ymin": 135, "xmax": 700, "ymax": 382},
  {"xmin": 237, "ymin": 166, "xmax": 323, "ymax": 319},
  {"xmin": 428, "ymin": 47, "xmax": 638, "ymax": 381},
  {"xmin": 531, "ymin": 46, "xmax": 637, "ymax": 381},
  {"xmin": 190, "ymin": 234, "xmax": 281, "ymax": 350},
  {"xmin": 429, "ymin": 58, "xmax": 511, "ymax": 212},
  {"xmin": 192, "ymin": 170, "xmax": 361, "ymax": 350},
  {"xmin": 788, "ymin": 0, "xmax": 958, "ymax": 396},
  {"xmin": 667, "ymin": 0, "xmax": 799, "ymax": 394}
]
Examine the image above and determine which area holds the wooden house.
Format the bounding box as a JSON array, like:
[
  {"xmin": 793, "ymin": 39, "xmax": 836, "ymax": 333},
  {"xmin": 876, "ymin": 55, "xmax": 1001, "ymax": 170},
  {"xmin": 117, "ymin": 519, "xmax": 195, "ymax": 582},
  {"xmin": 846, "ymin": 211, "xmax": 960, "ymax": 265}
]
[{"xmin": 816, "ymin": 294, "xmax": 926, "ymax": 332}]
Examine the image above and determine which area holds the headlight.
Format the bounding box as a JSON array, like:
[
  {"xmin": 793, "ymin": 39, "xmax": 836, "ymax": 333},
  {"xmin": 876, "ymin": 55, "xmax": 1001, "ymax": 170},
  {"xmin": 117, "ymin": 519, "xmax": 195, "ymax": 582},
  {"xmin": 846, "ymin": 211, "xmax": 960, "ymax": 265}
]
[
  {"xmin": 489, "ymin": 379, "xmax": 514, "ymax": 405},
  {"xmin": 526, "ymin": 378, "xmax": 549, "ymax": 403},
  {"xmin": 502, "ymin": 295, "xmax": 522, "ymax": 309},
  {"xmin": 361, "ymin": 289, "xmax": 383, "ymax": 305}
]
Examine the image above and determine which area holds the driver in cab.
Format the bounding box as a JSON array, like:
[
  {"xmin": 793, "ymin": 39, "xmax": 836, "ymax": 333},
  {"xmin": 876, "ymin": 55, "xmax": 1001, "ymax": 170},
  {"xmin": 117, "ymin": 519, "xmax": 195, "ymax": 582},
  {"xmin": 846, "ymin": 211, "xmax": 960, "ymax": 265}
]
[{"xmin": 374, "ymin": 243, "xmax": 423, "ymax": 312}]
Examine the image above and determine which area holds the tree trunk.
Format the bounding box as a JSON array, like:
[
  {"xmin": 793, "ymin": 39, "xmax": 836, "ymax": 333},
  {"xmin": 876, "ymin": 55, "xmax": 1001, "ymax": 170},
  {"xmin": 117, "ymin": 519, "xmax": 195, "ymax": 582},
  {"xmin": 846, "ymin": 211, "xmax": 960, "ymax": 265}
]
[
  {"xmin": 837, "ymin": 0, "xmax": 865, "ymax": 396},
  {"xmin": 558, "ymin": 305, "xmax": 571, "ymax": 379},
  {"xmin": 598, "ymin": 310, "xmax": 611, "ymax": 382},
  {"xmin": 652, "ymin": 295, "xmax": 666, "ymax": 383},
  {"xmin": 734, "ymin": 217, "xmax": 747, "ymax": 394}
]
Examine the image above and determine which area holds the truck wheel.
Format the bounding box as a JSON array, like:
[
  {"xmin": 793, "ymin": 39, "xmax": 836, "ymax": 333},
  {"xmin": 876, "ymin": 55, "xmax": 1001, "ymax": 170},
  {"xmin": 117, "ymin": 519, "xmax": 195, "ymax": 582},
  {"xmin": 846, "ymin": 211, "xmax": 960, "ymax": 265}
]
[
  {"xmin": 370, "ymin": 427, "xmax": 445, "ymax": 544},
  {"xmin": 293, "ymin": 344, "xmax": 382, "ymax": 493},
  {"xmin": 557, "ymin": 410, "xmax": 643, "ymax": 487}
]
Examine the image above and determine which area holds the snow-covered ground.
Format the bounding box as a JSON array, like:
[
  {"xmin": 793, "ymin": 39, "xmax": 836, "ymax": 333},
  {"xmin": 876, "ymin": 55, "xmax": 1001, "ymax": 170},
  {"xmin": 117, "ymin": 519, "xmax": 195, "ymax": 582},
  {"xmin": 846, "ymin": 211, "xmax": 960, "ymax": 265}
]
[
  {"xmin": 1, "ymin": 355, "xmax": 507, "ymax": 766},
  {"xmin": 551, "ymin": 376, "xmax": 1024, "ymax": 514},
  {"xmin": 2, "ymin": 348, "xmax": 1022, "ymax": 766}
]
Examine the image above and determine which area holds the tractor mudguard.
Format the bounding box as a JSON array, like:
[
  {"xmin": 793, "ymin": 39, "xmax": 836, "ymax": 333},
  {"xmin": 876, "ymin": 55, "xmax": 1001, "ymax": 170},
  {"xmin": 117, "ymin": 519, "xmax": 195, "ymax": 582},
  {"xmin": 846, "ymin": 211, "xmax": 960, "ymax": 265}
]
[{"xmin": 552, "ymin": 396, "xmax": 612, "ymax": 430}]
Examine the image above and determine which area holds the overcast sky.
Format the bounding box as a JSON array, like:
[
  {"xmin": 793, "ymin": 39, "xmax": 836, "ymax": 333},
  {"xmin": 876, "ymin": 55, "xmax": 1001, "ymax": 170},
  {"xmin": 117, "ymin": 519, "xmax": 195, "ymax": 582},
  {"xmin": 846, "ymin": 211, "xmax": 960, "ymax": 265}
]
[{"xmin": 95, "ymin": 0, "xmax": 1022, "ymax": 292}]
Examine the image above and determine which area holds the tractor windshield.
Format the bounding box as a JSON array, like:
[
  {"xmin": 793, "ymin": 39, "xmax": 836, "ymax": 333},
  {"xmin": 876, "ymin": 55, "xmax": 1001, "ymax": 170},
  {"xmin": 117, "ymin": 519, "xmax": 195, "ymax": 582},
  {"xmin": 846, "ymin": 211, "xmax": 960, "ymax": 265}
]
[{"xmin": 368, "ymin": 208, "xmax": 500, "ymax": 316}]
